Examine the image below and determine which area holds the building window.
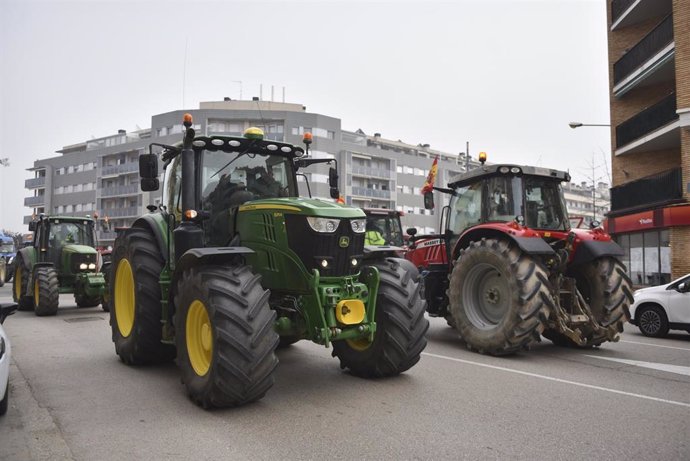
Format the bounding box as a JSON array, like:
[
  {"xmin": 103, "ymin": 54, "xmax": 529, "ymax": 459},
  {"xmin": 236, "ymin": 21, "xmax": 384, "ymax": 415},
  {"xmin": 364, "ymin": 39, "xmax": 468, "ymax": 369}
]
[{"xmin": 617, "ymin": 230, "xmax": 671, "ymax": 286}]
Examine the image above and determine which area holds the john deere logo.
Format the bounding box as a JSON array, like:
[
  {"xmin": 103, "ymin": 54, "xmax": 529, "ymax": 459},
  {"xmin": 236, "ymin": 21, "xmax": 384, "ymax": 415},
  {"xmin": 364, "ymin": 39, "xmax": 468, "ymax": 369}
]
[{"xmin": 339, "ymin": 236, "xmax": 350, "ymax": 248}]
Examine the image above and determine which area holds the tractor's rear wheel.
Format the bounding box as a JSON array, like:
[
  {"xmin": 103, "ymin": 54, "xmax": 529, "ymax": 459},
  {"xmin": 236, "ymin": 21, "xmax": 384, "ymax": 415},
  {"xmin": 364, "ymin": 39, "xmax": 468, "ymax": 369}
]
[
  {"xmin": 110, "ymin": 228, "xmax": 174, "ymax": 365},
  {"xmin": 174, "ymin": 264, "xmax": 278, "ymax": 409},
  {"xmin": 332, "ymin": 258, "xmax": 428, "ymax": 377},
  {"xmin": 544, "ymin": 257, "xmax": 632, "ymax": 348},
  {"xmin": 12, "ymin": 257, "xmax": 33, "ymax": 311},
  {"xmin": 33, "ymin": 267, "xmax": 59, "ymax": 316},
  {"xmin": 448, "ymin": 238, "xmax": 550, "ymax": 355}
]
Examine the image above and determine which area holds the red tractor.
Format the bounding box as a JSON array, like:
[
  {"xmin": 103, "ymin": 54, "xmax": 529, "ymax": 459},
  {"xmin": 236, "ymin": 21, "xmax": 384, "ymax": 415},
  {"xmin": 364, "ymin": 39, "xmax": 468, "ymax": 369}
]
[{"xmin": 406, "ymin": 160, "xmax": 633, "ymax": 355}]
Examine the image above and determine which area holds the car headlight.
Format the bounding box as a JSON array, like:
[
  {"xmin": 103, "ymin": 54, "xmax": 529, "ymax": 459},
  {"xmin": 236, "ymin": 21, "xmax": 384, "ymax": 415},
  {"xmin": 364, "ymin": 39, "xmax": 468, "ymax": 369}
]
[
  {"xmin": 88, "ymin": 263, "xmax": 96, "ymax": 270},
  {"xmin": 350, "ymin": 219, "xmax": 366, "ymax": 234},
  {"xmin": 307, "ymin": 217, "xmax": 340, "ymax": 233},
  {"xmin": 79, "ymin": 263, "xmax": 88, "ymax": 270},
  {"xmin": 8, "ymin": 256, "xmax": 13, "ymax": 265},
  {"xmin": 0, "ymin": 336, "xmax": 5, "ymax": 359}
]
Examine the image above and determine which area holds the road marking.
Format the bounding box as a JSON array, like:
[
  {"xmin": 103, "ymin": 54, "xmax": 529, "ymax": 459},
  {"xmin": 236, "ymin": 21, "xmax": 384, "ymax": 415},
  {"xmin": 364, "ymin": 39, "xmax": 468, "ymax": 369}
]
[
  {"xmin": 422, "ymin": 352, "xmax": 690, "ymax": 409},
  {"xmin": 620, "ymin": 339, "xmax": 690, "ymax": 352},
  {"xmin": 585, "ymin": 355, "xmax": 690, "ymax": 377}
]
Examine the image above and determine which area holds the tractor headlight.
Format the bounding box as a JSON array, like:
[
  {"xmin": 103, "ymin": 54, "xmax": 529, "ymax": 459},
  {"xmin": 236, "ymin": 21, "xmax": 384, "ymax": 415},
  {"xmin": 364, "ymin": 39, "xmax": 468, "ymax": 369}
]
[
  {"xmin": 88, "ymin": 263, "xmax": 96, "ymax": 270},
  {"xmin": 350, "ymin": 219, "xmax": 366, "ymax": 234},
  {"xmin": 79, "ymin": 263, "xmax": 88, "ymax": 270},
  {"xmin": 307, "ymin": 217, "xmax": 340, "ymax": 233}
]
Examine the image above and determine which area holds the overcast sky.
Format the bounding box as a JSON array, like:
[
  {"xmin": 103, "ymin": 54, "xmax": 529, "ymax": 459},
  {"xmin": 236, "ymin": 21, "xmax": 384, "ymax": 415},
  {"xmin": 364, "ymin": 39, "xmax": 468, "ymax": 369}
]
[{"xmin": 0, "ymin": 0, "xmax": 611, "ymax": 232}]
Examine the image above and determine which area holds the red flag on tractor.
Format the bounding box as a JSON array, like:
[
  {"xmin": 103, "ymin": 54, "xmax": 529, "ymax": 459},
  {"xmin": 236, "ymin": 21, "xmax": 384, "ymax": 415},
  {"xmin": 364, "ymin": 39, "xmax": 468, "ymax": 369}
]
[{"xmin": 421, "ymin": 156, "xmax": 438, "ymax": 194}]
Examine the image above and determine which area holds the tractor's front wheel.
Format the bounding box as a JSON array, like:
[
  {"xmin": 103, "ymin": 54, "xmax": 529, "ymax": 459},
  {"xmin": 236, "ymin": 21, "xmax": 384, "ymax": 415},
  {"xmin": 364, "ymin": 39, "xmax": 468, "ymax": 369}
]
[
  {"xmin": 75, "ymin": 293, "xmax": 101, "ymax": 308},
  {"xmin": 33, "ymin": 267, "xmax": 59, "ymax": 316},
  {"xmin": 0, "ymin": 263, "xmax": 5, "ymax": 288},
  {"xmin": 332, "ymin": 258, "xmax": 428, "ymax": 377},
  {"xmin": 174, "ymin": 264, "xmax": 279, "ymax": 409},
  {"xmin": 110, "ymin": 228, "xmax": 175, "ymax": 365},
  {"xmin": 544, "ymin": 257, "xmax": 632, "ymax": 348},
  {"xmin": 12, "ymin": 257, "xmax": 33, "ymax": 311},
  {"xmin": 448, "ymin": 238, "xmax": 550, "ymax": 355}
]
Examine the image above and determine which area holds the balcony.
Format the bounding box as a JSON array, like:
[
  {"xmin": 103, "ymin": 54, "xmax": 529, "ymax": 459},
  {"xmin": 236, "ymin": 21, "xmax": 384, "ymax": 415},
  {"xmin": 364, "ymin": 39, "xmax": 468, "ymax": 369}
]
[
  {"xmin": 615, "ymin": 92, "xmax": 679, "ymax": 155},
  {"xmin": 613, "ymin": 14, "xmax": 674, "ymax": 97},
  {"xmin": 611, "ymin": 0, "xmax": 672, "ymax": 30},
  {"xmin": 101, "ymin": 162, "xmax": 139, "ymax": 177},
  {"xmin": 100, "ymin": 184, "xmax": 140, "ymax": 197},
  {"xmin": 25, "ymin": 177, "xmax": 46, "ymax": 189},
  {"xmin": 350, "ymin": 165, "xmax": 393, "ymax": 179},
  {"xmin": 609, "ymin": 167, "xmax": 683, "ymax": 214},
  {"xmin": 98, "ymin": 231, "xmax": 117, "ymax": 241},
  {"xmin": 350, "ymin": 186, "xmax": 391, "ymax": 199},
  {"xmin": 101, "ymin": 207, "xmax": 139, "ymax": 218},
  {"xmin": 24, "ymin": 195, "xmax": 45, "ymax": 207}
]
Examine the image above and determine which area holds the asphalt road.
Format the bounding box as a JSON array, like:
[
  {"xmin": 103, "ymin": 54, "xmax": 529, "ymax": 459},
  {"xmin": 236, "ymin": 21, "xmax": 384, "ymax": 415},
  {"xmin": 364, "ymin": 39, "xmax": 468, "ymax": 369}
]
[{"xmin": 0, "ymin": 283, "xmax": 688, "ymax": 461}]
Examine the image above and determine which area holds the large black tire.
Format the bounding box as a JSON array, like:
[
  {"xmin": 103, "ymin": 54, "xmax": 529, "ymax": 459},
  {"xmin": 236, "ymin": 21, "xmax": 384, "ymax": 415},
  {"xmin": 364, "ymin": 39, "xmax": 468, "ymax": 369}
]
[
  {"xmin": 636, "ymin": 304, "xmax": 669, "ymax": 338},
  {"xmin": 332, "ymin": 258, "xmax": 428, "ymax": 377},
  {"xmin": 544, "ymin": 257, "xmax": 632, "ymax": 347},
  {"xmin": 12, "ymin": 256, "xmax": 33, "ymax": 311},
  {"xmin": 110, "ymin": 228, "xmax": 175, "ymax": 365},
  {"xmin": 0, "ymin": 263, "xmax": 5, "ymax": 287},
  {"xmin": 75, "ymin": 293, "xmax": 101, "ymax": 308},
  {"xmin": 33, "ymin": 267, "xmax": 59, "ymax": 317},
  {"xmin": 174, "ymin": 264, "xmax": 278, "ymax": 409},
  {"xmin": 0, "ymin": 378, "xmax": 8, "ymax": 416},
  {"xmin": 101, "ymin": 262, "xmax": 111, "ymax": 312},
  {"xmin": 448, "ymin": 238, "xmax": 550, "ymax": 355}
]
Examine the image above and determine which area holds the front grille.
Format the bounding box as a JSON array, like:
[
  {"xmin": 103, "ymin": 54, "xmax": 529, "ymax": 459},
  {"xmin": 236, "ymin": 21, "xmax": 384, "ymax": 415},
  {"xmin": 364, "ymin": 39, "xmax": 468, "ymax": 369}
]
[
  {"xmin": 285, "ymin": 215, "xmax": 364, "ymax": 277},
  {"xmin": 70, "ymin": 253, "xmax": 97, "ymax": 273}
]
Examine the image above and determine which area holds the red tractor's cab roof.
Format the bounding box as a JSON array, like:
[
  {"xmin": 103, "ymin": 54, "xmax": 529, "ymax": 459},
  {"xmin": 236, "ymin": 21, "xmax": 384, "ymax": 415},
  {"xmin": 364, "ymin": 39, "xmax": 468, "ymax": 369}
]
[{"xmin": 447, "ymin": 164, "xmax": 571, "ymax": 189}]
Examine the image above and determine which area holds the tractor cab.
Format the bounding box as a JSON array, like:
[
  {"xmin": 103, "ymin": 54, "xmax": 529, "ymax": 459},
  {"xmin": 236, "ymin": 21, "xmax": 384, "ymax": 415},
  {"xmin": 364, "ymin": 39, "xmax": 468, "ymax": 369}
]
[
  {"xmin": 30, "ymin": 216, "xmax": 98, "ymax": 271},
  {"xmin": 444, "ymin": 165, "xmax": 571, "ymax": 237}
]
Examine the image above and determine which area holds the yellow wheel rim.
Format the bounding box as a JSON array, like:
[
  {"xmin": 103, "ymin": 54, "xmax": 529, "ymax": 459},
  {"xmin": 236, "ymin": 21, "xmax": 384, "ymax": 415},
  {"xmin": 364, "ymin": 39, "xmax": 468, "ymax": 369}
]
[
  {"xmin": 186, "ymin": 300, "xmax": 213, "ymax": 376},
  {"xmin": 34, "ymin": 279, "xmax": 39, "ymax": 305},
  {"xmin": 346, "ymin": 337, "xmax": 372, "ymax": 352},
  {"xmin": 14, "ymin": 269, "xmax": 22, "ymax": 299},
  {"xmin": 114, "ymin": 258, "xmax": 135, "ymax": 337}
]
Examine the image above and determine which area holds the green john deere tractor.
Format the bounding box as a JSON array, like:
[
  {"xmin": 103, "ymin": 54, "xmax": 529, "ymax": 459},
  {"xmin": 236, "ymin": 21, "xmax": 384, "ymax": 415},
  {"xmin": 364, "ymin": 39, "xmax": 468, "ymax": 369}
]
[
  {"xmin": 13, "ymin": 215, "xmax": 106, "ymax": 316},
  {"xmin": 109, "ymin": 115, "xmax": 428, "ymax": 409}
]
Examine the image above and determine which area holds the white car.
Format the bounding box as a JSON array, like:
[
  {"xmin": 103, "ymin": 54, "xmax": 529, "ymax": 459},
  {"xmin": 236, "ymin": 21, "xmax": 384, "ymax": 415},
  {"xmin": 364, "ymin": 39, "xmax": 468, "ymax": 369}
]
[
  {"xmin": 1, "ymin": 303, "xmax": 18, "ymax": 416},
  {"xmin": 629, "ymin": 273, "xmax": 690, "ymax": 338}
]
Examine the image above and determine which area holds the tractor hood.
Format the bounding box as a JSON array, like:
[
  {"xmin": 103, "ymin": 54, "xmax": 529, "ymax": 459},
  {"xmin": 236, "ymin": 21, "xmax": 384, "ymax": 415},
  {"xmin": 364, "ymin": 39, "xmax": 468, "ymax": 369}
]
[
  {"xmin": 238, "ymin": 198, "xmax": 366, "ymax": 218},
  {"xmin": 61, "ymin": 244, "xmax": 98, "ymax": 256}
]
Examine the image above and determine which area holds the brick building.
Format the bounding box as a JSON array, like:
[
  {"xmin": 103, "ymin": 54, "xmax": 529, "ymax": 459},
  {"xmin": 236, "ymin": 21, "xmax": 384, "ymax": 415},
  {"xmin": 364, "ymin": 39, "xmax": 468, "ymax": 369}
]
[{"xmin": 606, "ymin": 0, "xmax": 690, "ymax": 285}]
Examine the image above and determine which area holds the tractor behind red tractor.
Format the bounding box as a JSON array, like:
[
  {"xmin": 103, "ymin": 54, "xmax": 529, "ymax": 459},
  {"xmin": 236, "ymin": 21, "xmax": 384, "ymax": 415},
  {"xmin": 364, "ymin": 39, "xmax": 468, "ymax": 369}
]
[{"xmin": 406, "ymin": 159, "xmax": 633, "ymax": 355}]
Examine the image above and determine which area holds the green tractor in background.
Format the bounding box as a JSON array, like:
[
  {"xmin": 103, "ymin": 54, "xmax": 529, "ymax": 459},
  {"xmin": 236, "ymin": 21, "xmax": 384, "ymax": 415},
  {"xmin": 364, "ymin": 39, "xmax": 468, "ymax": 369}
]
[
  {"xmin": 109, "ymin": 115, "xmax": 428, "ymax": 409},
  {"xmin": 13, "ymin": 215, "xmax": 106, "ymax": 316}
]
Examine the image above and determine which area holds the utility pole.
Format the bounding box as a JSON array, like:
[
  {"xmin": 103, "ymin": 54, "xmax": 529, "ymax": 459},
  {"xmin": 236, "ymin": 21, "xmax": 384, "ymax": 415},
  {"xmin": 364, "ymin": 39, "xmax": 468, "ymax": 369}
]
[{"xmin": 465, "ymin": 141, "xmax": 470, "ymax": 172}]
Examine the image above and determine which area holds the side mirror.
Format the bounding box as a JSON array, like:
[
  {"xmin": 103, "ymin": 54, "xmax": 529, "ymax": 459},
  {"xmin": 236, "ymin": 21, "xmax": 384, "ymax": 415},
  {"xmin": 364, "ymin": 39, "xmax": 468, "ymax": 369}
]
[
  {"xmin": 406, "ymin": 228, "xmax": 417, "ymax": 236},
  {"xmin": 678, "ymin": 282, "xmax": 688, "ymax": 293},
  {"xmin": 139, "ymin": 153, "xmax": 160, "ymax": 191},
  {"xmin": 328, "ymin": 167, "xmax": 339, "ymax": 199},
  {"xmin": 139, "ymin": 153, "xmax": 159, "ymax": 179},
  {"xmin": 28, "ymin": 221, "xmax": 37, "ymax": 232},
  {"xmin": 423, "ymin": 191, "xmax": 434, "ymax": 210},
  {"xmin": 0, "ymin": 302, "xmax": 18, "ymax": 324}
]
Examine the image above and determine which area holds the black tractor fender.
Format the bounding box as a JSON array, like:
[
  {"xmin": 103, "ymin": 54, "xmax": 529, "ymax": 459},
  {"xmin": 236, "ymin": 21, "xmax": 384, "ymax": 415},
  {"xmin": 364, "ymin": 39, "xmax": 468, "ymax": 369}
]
[
  {"xmin": 453, "ymin": 228, "xmax": 554, "ymax": 261},
  {"xmin": 570, "ymin": 239, "xmax": 624, "ymax": 267},
  {"xmin": 168, "ymin": 247, "xmax": 256, "ymax": 313},
  {"xmin": 15, "ymin": 247, "xmax": 35, "ymax": 271}
]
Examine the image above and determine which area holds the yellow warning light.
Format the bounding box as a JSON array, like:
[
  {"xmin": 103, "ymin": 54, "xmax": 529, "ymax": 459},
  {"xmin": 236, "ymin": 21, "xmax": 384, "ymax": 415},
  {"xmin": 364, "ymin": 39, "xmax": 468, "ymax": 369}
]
[
  {"xmin": 478, "ymin": 152, "xmax": 487, "ymax": 164},
  {"xmin": 183, "ymin": 113, "xmax": 193, "ymax": 126},
  {"xmin": 244, "ymin": 127, "xmax": 264, "ymax": 140}
]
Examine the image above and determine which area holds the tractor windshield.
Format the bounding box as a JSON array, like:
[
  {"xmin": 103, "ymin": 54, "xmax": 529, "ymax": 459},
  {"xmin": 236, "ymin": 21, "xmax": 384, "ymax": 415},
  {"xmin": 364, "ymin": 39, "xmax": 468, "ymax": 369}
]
[
  {"xmin": 48, "ymin": 221, "xmax": 95, "ymax": 247},
  {"xmin": 366, "ymin": 215, "xmax": 404, "ymax": 246},
  {"xmin": 523, "ymin": 176, "xmax": 568, "ymax": 231},
  {"xmin": 0, "ymin": 242, "xmax": 14, "ymax": 253},
  {"xmin": 201, "ymin": 150, "xmax": 295, "ymax": 204}
]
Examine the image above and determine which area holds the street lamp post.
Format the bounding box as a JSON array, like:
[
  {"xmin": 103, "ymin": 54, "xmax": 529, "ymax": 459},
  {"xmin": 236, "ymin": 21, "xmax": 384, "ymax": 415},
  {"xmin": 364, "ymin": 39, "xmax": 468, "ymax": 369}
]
[{"xmin": 568, "ymin": 122, "xmax": 611, "ymax": 129}]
